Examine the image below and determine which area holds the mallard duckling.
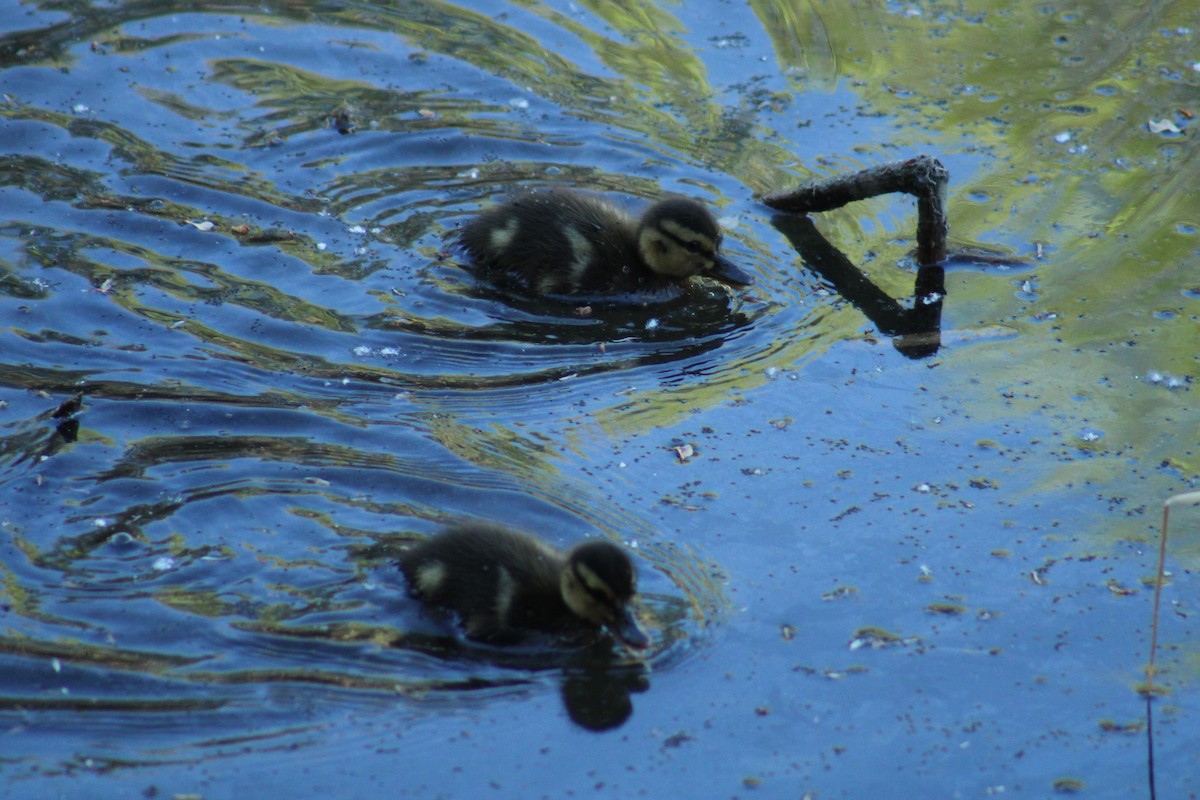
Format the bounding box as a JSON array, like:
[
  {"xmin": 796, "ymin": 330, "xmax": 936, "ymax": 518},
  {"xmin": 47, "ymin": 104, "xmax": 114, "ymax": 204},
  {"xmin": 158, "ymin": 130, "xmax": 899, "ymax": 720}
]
[
  {"xmin": 458, "ymin": 188, "xmax": 753, "ymax": 296},
  {"xmin": 398, "ymin": 522, "xmax": 650, "ymax": 649}
]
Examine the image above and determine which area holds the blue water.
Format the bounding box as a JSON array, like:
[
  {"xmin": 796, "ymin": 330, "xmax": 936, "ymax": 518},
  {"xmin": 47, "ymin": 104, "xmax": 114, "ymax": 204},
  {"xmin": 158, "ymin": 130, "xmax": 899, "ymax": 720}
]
[{"xmin": 2, "ymin": 1, "xmax": 1197, "ymax": 798}]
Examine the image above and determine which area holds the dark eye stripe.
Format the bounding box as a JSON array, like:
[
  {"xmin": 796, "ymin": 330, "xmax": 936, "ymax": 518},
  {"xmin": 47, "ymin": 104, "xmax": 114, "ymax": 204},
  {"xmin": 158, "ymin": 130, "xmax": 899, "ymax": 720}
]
[
  {"xmin": 657, "ymin": 225, "xmax": 713, "ymax": 256},
  {"xmin": 573, "ymin": 564, "xmax": 616, "ymax": 605}
]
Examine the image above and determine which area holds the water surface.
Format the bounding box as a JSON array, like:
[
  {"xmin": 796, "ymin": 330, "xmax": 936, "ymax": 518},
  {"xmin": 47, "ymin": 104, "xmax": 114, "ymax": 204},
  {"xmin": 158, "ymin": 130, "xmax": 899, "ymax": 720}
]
[{"xmin": 2, "ymin": 1, "xmax": 1198, "ymax": 797}]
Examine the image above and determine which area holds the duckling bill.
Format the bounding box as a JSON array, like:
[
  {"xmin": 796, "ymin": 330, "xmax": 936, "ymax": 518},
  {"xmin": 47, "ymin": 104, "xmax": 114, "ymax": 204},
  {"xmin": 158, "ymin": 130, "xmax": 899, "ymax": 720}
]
[
  {"xmin": 458, "ymin": 188, "xmax": 753, "ymax": 297},
  {"xmin": 398, "ymin": 522, "xmax": 650, "ymax": 649}
]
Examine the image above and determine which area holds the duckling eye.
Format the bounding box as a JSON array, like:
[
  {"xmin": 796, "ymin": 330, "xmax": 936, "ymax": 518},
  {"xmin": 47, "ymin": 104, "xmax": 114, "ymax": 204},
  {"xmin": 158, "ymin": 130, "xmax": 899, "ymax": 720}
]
[{"xmin": 684, "ymin": 240, "xmax": 703, "ymax": 253}]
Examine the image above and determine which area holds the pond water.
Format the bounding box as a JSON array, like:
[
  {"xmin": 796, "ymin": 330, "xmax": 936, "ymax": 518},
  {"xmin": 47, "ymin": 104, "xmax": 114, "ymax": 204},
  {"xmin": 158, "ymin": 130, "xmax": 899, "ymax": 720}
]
[{"xmin": 2, "ymin": 1, "xmax": 1198, "ymax": 797}]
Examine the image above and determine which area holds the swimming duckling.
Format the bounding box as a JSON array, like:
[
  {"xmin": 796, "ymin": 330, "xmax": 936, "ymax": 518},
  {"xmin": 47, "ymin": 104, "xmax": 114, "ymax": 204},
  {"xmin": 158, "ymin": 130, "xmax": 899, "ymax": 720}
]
[
  {"xmin": 458, "ymin": 188, "xmax": 753, "ymax": 297},
  {"xmin": 398, "ymin": 522, "xmax": 650, "ymax": 649}
]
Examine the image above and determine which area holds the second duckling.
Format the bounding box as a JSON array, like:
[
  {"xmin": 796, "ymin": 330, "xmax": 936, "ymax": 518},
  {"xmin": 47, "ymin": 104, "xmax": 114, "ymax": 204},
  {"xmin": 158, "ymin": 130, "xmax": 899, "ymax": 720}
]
[
  {"xmin": 458, "ymin": 188, "xmax": 753, "ymax": 297},
  {"xmin": 398, "ymin": 522, "xmax": 650, "ymax": 649}
]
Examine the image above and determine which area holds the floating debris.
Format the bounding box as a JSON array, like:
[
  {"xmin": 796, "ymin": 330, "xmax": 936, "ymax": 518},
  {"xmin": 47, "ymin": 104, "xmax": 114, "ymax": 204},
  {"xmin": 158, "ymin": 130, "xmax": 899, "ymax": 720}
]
[
  {"xmin": 1106, "ymin": 579, "xmax": 1138, "ymax": 597},
  {"xmin": 925, "ymin": 602, "xmax": 967, "ymax": 615},
  {"xmin": 1097, "ymin": 719, "xmax": 1144, "ymax": 734},
  {"xmin": 1143, "ymin": 370, "xmax": 1190, "ymax": 389},
  {"xmin": 1147, "ymin": 118, "xmax": 1182, "ymax": 135},
  {"xmin": 1052, "ymin": 777, "xmax": 1085, "ymax": 794},
  {"xmin": 848, "ymin": 626, "xmax": 915, "ymax": 650},
  {"xmin": 821, "ymin": 585, "xmax": 858, "ymax": 602}
]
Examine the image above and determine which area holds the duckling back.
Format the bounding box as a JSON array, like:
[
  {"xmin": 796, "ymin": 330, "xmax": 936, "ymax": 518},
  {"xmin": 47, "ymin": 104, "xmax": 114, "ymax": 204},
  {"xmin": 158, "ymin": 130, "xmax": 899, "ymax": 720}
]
[
  {"xmin": 399, "ymin": 523, "xmax": 571, "ymax": 644},
  {"xmin": 398, "ymin": 522, "xmax": 648, "ymax": 648},
  {"xmin": 458, "ymin": 189, "xmax": 649, "ymax": 296}
]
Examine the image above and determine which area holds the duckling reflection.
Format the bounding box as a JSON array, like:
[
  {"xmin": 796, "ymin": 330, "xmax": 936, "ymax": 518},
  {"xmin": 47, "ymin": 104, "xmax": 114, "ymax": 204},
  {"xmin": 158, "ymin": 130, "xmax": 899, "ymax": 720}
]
[
  {"xmin": 561, "ymin": 642, "xmax": 650, "ymax": 731},
  {"xmin": 458, "ymin": 189, "xmax": 753, "ymax": 297},
  {"xmin": 398, "ymin": 522, "xmax": 650, "ymax": 650}
]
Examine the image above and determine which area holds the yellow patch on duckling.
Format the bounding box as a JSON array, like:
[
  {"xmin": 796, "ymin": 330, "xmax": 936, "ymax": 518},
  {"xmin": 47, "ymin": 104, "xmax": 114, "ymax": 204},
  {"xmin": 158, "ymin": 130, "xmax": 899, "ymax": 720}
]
[
  {"xmin": 494, "ymin": 566, "xmax": 517, "ymax": 624},
  {"xmin": 488, "ymin": 216, "xmax": 520, "ymax": 252},
  {"xmin": 414, "ymin": 561, "xmax": 446, "ymax": 595},
  {"xmin": 563, "ymin": 225, "xmax": 595, "ymax": 287}
]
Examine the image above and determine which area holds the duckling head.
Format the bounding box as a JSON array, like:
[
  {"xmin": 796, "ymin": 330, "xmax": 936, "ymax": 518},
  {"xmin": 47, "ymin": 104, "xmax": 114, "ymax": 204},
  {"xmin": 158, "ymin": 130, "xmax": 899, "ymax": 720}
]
[
  {"xmin": 636, "ymin": 198, "xmax": 754, "ymax": 287},
  {"xmin": 560, "ymin": 540, "xmax": 650, "ymax": 649}
]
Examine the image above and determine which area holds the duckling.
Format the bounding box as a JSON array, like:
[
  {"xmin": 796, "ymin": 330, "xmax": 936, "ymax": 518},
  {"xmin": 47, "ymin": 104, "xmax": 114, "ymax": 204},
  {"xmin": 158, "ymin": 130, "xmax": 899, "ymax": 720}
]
[
  {"xmin": 398, "ymin": 522, "xmax": 650, "ymax": 649},
  {"xmin": 458, "ymin": 188, "xmax": 753, "ymax": 297}
]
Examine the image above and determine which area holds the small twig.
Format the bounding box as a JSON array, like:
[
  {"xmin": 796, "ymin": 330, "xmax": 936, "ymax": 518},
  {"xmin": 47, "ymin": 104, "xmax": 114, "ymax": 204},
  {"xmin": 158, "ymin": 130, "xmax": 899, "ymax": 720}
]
[
  {"xmin": 1143, "ymin": 491, "xmax": 1200, "ymax": 800},
  {"xmin": 763, "ymin": 155, "xmax": 949, "ymax": 267},
  {"xmin": 1146, "ymin": 491, "xmax": 1200, "ymax": 688}
]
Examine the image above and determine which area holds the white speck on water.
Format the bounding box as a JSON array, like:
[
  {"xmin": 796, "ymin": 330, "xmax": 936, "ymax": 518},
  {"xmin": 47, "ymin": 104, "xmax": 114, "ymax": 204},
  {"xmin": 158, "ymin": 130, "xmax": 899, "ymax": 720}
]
[
  {"xmin": 645, "ymin": 318, "xmax": 660, "ymax": 331},
  {"xmin": 152, "ymin": 556, "xmax": 177, "ymax": 572},
  {"xmin": 353, "ymin": 346, "xmax": 371, "ymax": 356},
  {"xmin": 509, "ymin": 97, "xmax": 530, "ymax": 109},
  {"xmin": 317, "ymin": 242, "xmax": 327, "ymax": 251},
  {"xmin": 1078, "ymin": 429, "xmax": 1104, "ymax": 442},
  {"xmin": 348, "ymin": 225, "xmax": 366, "ymax": 234},
  {"xmin": 72, "ymin": 104, "xmax": 89, "ymax": 114},
  {"xmin": 341, "ymin": 377, "xmax": 350, "ymax": 385},
  {"xmin": 380, "ymin": 347, "xmax": 400, "ymax": 357},
  {"xmin": 1054, "ymin": 131, "xmax": 1072, "ymax": 143},
  {"xmin": 457, "ymin": 168, "xmax": 480, "ymax": 179},
  {"xmin": 52, "ymin": 658, "xmax": 61, "ymax": 673},
  {"xmin": 94, "ymin": 518, "xmax": 110, "ymax": 528},
  {"xmin": 915, "ymin": 483, "xmax": 932, "ymax": 493},
  {"xmin": 765, "ymin": 366, "xmax": 779, "ymax": 379},
  {"xmin": 1144, "ymin": 370, "xmax": 1190, "ymax": 389},
  {"xmin": 618, "ymin": 461, "xmax": 627, "ymax": 468}
]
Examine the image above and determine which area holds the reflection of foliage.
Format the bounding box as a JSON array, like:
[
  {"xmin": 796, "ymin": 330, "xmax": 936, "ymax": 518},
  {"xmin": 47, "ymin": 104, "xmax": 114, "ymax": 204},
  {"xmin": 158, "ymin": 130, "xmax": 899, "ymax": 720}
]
[{"xmin": 4, "ymin": 1, "xmax": 1195, "ymax": 745}]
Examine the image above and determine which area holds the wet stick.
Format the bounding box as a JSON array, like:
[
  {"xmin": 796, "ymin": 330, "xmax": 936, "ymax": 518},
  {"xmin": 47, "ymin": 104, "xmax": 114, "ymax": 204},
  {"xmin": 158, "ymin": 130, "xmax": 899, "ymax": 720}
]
[
  {"xmin": 1142, "ymin": 490, "xmax": 1200, "ymax": 800},
  {"xmin": 763, "ymin": 155, "xmax": 949, "ymax": 358},
  {"xmin": 762, "ymin": 154, "xmax": 949, "ymax": 267},
  {"xmin": 1144, "ymin": 490, "xmax": 1200, "ymax": 692}
]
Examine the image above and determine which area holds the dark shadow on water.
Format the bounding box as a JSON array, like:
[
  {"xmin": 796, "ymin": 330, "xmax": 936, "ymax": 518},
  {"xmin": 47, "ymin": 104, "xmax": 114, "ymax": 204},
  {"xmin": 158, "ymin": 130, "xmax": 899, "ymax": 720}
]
[
  {"xmin": 234, "ymin": 619, "xmax": 653, "ymax": 731},
  {"xmin": 770, "ymin": 213, "xmax": 945, "ymax": 359},
  {"xmin": 369, "ymin": 273, "xmax": 753, "ymax": 347},
  {"xmin": 560, "ymin": 644, "xmax": 650, "ymax": 731},
  {"xmin": 398, "ymin": 634, "xmax": 651, "ymax": 732}
]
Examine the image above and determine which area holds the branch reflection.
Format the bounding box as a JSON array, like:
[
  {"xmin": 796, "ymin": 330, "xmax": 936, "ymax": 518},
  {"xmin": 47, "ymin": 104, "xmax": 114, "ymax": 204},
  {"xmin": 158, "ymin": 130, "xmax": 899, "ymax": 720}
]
[{"xmin": 770, "ymin": 212, "xmax": 945, "ymax": 359}]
